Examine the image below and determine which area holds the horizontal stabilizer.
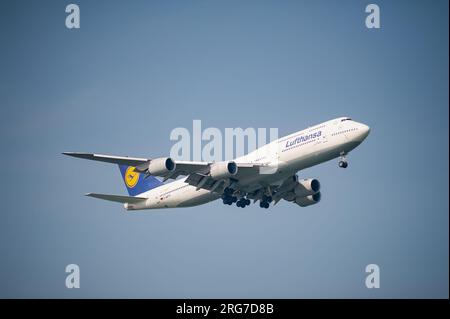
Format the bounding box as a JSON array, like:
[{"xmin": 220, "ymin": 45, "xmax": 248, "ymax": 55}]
[{"xmin": 85, "ymin": 193, "xmax": 147, "ymax": 203}]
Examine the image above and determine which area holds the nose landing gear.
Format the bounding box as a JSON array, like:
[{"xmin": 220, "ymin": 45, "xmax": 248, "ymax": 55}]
[
  {"xmin": 338, "ymin": 152, "xmax": 348, "ymax": 168},
  {"xmin": 338, "ymin": 161, "xmax": 348, "ymax": 168}
]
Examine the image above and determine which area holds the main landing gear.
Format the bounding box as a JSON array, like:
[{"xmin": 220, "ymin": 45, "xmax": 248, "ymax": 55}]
[
  {"xmin": 222, "ymin": 187, "xmax": 273, "ymax": 209},
  {"xmin": 236, "ymin": 198, "xmax": 251, "ymax": 208},
  {"xmin": 222, "ymin": 187, "xmax": 250, "ymax": 207},
  {"xmin": 259, "ymin": 195, "xmax": 272, "ymax": 209},
  {"xmin": 222, "ymin": 187, "xmax": 237, "ymax": 205},
  {"xmin": 338, "ymin": 152, "xmax": 348, "ymax": 168}
]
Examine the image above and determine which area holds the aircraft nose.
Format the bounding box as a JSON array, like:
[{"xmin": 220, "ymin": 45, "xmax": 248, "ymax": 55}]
[{"xmin": 357, "ymin": 123, "xmax": 370, "ymax": 141}]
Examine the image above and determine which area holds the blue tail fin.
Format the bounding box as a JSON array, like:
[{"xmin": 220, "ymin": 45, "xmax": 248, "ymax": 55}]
[{"xmin": 118, "ymin": 165, "xmax": 162, "ymax": 196}]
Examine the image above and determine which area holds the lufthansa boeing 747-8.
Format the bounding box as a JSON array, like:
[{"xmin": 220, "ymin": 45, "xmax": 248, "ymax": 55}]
[{"xmin": 63, "ymin": 117, "xmax": 370, "ymax": 210}]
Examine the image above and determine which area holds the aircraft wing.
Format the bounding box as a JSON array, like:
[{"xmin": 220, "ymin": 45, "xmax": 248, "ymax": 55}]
[
  {"xmin": 85, "ymin": 193, "xmax": 147, "ymax": 203},
  {"xmin": 63, "ymin": 152, "xmax": 266, "ymax": 182},
  {"xmin": 62, "ymin": 152, "xmax": 149, "ymax": 166},
  {"xmin": 63, "ymin": 152, "xmax": 210, "ymax": 180},
  {"xmin": 162, "ymin": 160, "xmax": 211, "ymax": 179}
]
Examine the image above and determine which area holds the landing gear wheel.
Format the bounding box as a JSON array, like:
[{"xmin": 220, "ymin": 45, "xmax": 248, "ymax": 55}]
[
  {"xmin": 338, "ymin": 152, "xmax": 348, "ymax": 168},
  {"xmin": 339, "ymin": 161, "xmax": 348, "ymax": 168},
  {"xmin": 259, "ymin": 201, "xmax": 270, "ymax": 209},
  {"xmin": 237, "ymin": 198, "xmax": 250, "ymax": 208},
  {"xmin": 222, "ymin": 195, "xmax": 237, "ymax": 205}
]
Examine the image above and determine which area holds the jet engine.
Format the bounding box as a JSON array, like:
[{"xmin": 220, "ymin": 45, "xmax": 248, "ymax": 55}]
[
  {"xmin": 295, "ymin": 192, "xmax": 321, "ymax": 207},
  {"xmin": 147, "ymin": 157, "xmax": 176, "ymax": 175},
  {"xmin": 294, "ymin": 178, "xmax": 321, "ymax": 198},
  {"xmin": 279, "ymin": 177, "xmax": 321, "ymax": 207},
  {"xmin": 210, "ymin": 161, "xmax": 238, "ymax": 179}
]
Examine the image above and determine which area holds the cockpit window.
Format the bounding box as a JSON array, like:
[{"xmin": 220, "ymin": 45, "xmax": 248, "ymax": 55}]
[{"xmin": 341, "ymin": 118, "xmax": 352, "ymax": 122}]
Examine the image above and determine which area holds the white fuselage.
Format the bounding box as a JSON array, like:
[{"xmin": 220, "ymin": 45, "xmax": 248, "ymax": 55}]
[{"xmin": 126, "ymin": 117, "xmax": 370, "ymax": 210}]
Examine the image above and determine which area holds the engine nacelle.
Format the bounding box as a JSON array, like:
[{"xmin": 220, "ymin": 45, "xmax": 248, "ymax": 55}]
[
  {"xmin": 210, "ymin": 161, "xmax": 238, "ymax": 179},
  {"xmin": 148, "ymin": 157, "xmax": 176, "ymax": 175},
  {"xmin": 295, "ymin": 192, "xmax": 321, "ymax": 207},
  {"xmin": 294, "ymin": 178, "xmax": 320, "ymax": 198}
]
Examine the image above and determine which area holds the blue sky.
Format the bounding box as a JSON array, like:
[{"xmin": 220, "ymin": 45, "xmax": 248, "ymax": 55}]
[{"xmin": 0, "ymin": 0, "xmax": 448, "ymax": 298}]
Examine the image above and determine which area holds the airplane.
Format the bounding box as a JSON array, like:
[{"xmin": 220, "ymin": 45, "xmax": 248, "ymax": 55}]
[{"xmin": 63, "ymin": 117, "xmax": 370, "ymax": 210}]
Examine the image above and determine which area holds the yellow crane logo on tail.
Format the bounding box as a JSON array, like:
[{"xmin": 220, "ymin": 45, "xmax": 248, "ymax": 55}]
[{"xmin": 125, "ymin": 166, "xmax": 139, "ymax": 188}]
